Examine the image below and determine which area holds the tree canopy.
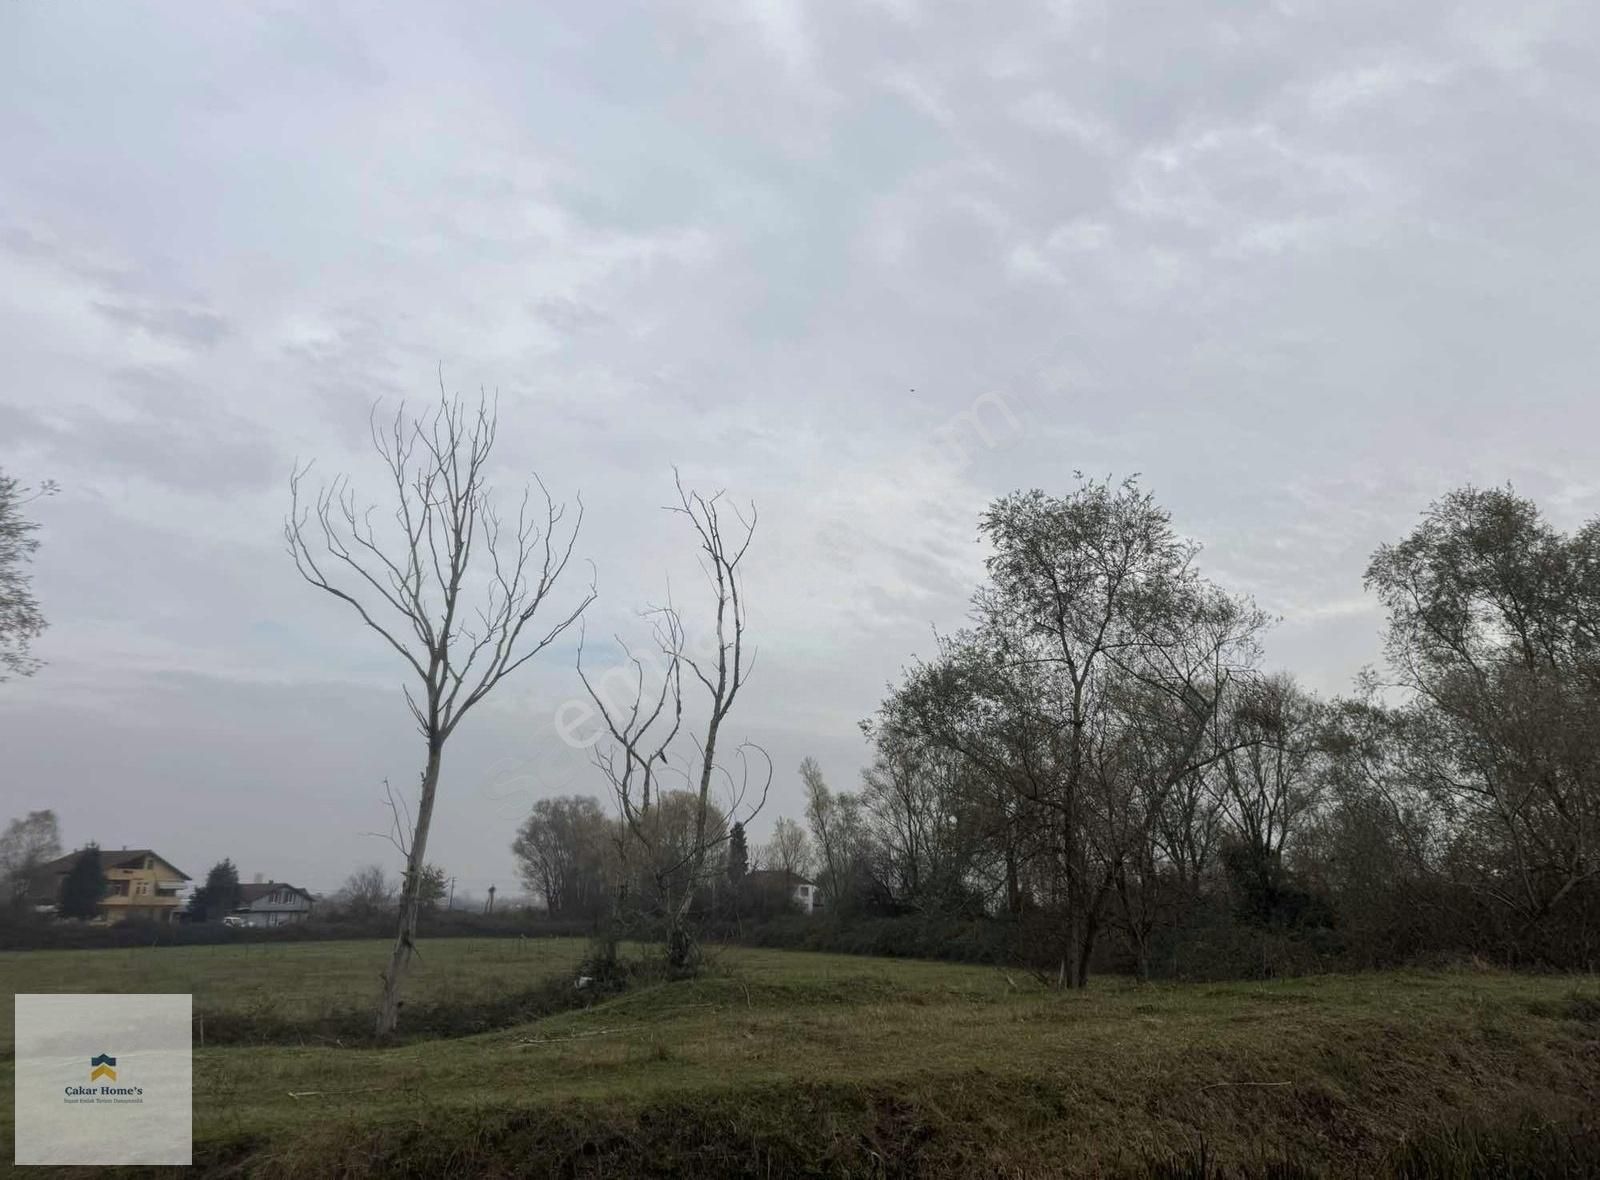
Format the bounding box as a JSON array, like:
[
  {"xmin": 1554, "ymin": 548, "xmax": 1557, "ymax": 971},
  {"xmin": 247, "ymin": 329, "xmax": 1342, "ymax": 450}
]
[{"xmin": 0, "ymin": 470, "xmax": 52, "ymax": 681}]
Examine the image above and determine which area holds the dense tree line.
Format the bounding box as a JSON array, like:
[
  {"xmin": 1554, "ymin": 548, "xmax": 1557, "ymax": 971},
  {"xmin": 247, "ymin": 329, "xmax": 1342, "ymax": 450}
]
[
  {"xmin": 503, "ymin": 480, "xmax": 1596, "ymax": 980},
  {"xmin": 511, "ymin": 790, "xmax": 770, "ymax": 924},
  {"xmin": 16, "ymin": 471, "xmax": 1587, "ymax": 985},
  {"xmin": 807, "ymin": 480, "xmax": 1598, "ymax": 979}
]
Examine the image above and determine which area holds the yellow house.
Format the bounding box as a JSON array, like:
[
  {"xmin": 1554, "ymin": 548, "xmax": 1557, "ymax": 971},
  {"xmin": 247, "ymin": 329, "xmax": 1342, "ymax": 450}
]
[{"xmin": 33, "ymin": 847, "xmax": 191, "ymax": 923}]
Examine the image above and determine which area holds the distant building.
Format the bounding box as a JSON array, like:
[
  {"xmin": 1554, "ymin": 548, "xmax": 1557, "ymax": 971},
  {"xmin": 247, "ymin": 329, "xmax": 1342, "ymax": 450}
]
[
  {"xmin": 747, "ymin": 869, "xmax": 824, "ymax": 915},
  {"xmin": 231, "ymin": 882, "xmax": 315, "ymax": 927},
  {"xmin": 31, "ymin": 848, "xmax": 191, "ymax": 923}
]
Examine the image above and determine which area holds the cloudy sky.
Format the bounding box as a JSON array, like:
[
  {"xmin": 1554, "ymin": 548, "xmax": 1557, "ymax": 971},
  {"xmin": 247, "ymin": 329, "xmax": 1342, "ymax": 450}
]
[{"xmin": 3, "ymin": 1, "xmax": 1598, "ymax": 899}]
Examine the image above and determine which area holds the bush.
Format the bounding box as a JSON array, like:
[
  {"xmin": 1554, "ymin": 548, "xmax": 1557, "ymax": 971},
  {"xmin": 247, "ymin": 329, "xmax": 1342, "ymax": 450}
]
[
  {"xmin": 715, "ymin": 912, "xmax": 1019, "ymax": 964},
  {"xmin": 1136, "ymin": 920, "xmax": 1348, "ymax": 982}
]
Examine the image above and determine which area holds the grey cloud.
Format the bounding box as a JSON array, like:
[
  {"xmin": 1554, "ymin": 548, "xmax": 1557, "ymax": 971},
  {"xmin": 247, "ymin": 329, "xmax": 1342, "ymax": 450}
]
[
  {"xmin": 3, "ymin": 222, "xmax": 140, "ymax": 294},
  {"xmin": 78, "ymin": 414, "xmax": 277, "ymax": 494},
  {"xmin": 13, "ymin": 372, "xmax": 280, "ymax": 494},
  {"xmin": 0, "ymin": 401, "xmax": 54, "ymax": 445},
  {"xmin": 92, "ymin": 300, "xmax": 230, "ymax": 348},
  {"xmin": 530, "ymin": 295, "xmax": 611, "ymax": 336}
]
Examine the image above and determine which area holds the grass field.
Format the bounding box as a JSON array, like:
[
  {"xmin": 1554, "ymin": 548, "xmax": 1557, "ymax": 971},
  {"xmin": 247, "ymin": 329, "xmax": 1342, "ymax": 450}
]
[
  {"xmin": 1, "ymin": 936, "xmax": 590, "ymax": 1053},
  {"xmin": 3, "ymin": 939, "xmax": 1598, "ymax": 1176}
]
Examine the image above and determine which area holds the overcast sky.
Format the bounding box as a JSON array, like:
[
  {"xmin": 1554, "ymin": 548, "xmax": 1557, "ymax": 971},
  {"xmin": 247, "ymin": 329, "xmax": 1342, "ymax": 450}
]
[{"xmin": 3, "ymin": 2, "xmax": 1598, "ymax": 899}]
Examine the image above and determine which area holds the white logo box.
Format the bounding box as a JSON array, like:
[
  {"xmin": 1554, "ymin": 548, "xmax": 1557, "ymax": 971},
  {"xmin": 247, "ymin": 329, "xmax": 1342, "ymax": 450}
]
[{"xmin": 13, "ymin": 993, "xmax": 192, "ymax": 1166}]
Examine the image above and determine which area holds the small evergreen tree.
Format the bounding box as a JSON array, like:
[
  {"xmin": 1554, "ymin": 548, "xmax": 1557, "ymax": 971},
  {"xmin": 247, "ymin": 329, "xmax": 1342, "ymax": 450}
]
[
  {"xmin": 726, "ymin": 821, "xmax": 749, "ymax": 885},
  {"xmin": 191, "ymin": 858, "xmax": 242, "ymax": 921},
  {"xmin": 417, "ymin": 864, "xmax": 447, "ymax": 912},
  {"xmin": 58, "ymin": 844, "xmax": 105, "ymax": 919}
]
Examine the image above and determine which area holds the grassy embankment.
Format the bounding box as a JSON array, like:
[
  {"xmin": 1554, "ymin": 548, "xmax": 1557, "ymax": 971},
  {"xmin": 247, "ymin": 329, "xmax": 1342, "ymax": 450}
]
[{"xmin": 2, "ymin": 938, "xmax": 1597, "ymax": 1176}]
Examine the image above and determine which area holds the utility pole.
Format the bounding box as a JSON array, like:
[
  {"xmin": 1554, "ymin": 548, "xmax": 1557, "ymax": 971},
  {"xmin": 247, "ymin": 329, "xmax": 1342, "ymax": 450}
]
[
  {"xmin": 446, "ymin": 876, "xmax": 456, "ymax": 911},
  {"xmin": 486, "ymin": 884, "xmax": 496, "ymax": 914}
]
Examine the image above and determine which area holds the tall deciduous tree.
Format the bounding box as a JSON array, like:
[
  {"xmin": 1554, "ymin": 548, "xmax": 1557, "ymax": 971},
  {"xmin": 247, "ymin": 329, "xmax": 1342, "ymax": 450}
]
[
  {"xmin": 858, "ymin": 731, "xmax": 991, "ymax": 913},
  {"xmin": 1365, "ymin": 485, "xmax": 1600, "ymax": 947},
  {"xmin": 0, "ymin": 809, "xmax": 61, "ymax": 906},
  {"xmin": 339, "ymin": 864, "xmax": 395, "ymax": 918},
  {"xmin": 0, "ymin": 471, "xmax": 55, "ymax": 681},
  {"xmin": 512, "ymin": 795, "xmax": 612, "ymax": 917},
  {"xmin": 1213, "ymin": 674, "xmax": 1325, "ymax": 926},
  {"xmin": 802, "ymin": 758, "xmax": 868, "ymax": 912},
  {"xmin": 883, "ymin": 477, "xmax": 1266, "ymax": 986},
  {"xmin": 287, "ymin": 389, "xmax": 594, "ymax": 1035},
  {"xmin": 763, "ymin": 816, "xmax": 813, "ymax": 878}
]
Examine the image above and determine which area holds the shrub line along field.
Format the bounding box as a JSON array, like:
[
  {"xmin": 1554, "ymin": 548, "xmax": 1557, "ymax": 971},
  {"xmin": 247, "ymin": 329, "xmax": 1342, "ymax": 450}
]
[{"xmin": 2, "ymin": 938, "xmax": 1597, "ymax": 1176}]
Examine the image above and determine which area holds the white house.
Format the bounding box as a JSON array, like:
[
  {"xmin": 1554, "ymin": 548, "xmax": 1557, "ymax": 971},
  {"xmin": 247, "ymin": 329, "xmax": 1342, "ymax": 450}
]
[
  {"xmin": 232, "ymin": 881, "xmax": 315, "ymax": 927},
  {"xmin": 747, "ymin": 869, "xmax": 824, "ymax": 915}
]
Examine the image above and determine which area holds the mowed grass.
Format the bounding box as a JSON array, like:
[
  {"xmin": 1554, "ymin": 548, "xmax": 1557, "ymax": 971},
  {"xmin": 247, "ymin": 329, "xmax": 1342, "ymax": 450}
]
[{"xmin": 3, "ymin": 939, "xmax": 1598, "ymax": 1176}]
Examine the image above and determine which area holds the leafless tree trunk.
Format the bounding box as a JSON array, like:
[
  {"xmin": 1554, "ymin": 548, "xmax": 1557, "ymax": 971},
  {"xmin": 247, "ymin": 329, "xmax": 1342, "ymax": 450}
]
[{"xmin": 286, "ymin": 387, "xmax": 593, "ymax": 1036}]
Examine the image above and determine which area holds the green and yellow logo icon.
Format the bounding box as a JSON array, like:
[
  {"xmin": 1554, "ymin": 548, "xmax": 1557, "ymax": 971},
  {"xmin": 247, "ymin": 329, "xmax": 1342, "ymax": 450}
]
[{"xmin": 89, "ymin": 1054, "xmax": 117, "ymax": 1082}]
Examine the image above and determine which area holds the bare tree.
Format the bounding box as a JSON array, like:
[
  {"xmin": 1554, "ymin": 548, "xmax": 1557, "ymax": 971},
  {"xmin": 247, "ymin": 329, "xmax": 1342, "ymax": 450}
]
[
  {"xmin": 762, "ymin": 816, "xmax": 814, "ymax": 878},
  {"xmin": 1218, "ymin": 674, "xmax": 1324, "ymax": 867},
  {"xmin": 859, "ymin": 731, "xmax": 999, "ymax": 913},
  {"xmin": 803, "ymin": 757, "xmax": 867, "ymax": 911},
  {"xmin": 286, "ymin": 388, "xmax": 593, "ymax": 1036},
  {"xmin": 338, "ymin": 864, "xmax": 396, "ymax": 919},
  {"xmin": 578, "ymin": 472, "xmax": 769, "ymax": 969},
  {"xmin": 1365, "ymin": 486, "xmax": 1600, "ymax": 946}
]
